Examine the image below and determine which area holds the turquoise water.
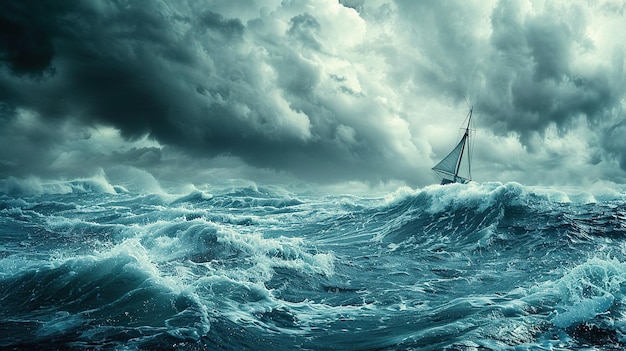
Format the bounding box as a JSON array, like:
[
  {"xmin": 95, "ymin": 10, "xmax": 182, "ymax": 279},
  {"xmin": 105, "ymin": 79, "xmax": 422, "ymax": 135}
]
[{"xmin": 1, "ymin": 179, "xmax": 626, "ymax": 350}]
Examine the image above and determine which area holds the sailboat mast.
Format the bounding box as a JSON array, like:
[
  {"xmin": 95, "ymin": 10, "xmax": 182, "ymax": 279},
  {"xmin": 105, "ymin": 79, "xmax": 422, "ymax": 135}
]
[{"xmin": 453, "ymin": 108, "xmax": 472, "ymax": 180}]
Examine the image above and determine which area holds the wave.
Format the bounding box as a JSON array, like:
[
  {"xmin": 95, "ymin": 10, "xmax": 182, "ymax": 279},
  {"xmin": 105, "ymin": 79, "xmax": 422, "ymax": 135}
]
[
  {"xmin": 3, "ymin": 179, "xmax": 626, "ymax": 349},
  {"xmin": 170, "ymin": 187, "xmax": 304, "ymax": 211},
  {"xmin": 362, "ymin": 182, "xmax": 626, "ymax": 248},
  {"xmin": 0, "ymin": 205, "xmax": 337, "ymax": 345},
  {"xmin": 0, "ymin": 173, "xmax": 120, "ymax": 196},
  {"xmin": 0, "ymin": 240, "xmax": 209, "ymax": 349},
  {"xmin": 383, "ymin": 181, "xmax": 626, "ymax": 211},
  {"xmin": 472, "ymin": 256, "xmax": 626, "ymax": 349}
]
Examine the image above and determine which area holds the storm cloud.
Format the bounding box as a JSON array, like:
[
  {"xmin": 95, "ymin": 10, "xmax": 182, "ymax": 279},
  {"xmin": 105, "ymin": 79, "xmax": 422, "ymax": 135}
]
[{"xmin": 1, "ymin": 0, "xmax": 625, "ymax": 188}]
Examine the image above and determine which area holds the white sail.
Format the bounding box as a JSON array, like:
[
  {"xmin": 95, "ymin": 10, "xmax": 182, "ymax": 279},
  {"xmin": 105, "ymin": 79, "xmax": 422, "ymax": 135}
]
[
  {"xmin": 432, "ymin": 108, "xmax": 473, "ymax": 185},
  {"xmin": 432, "ymin": 134, "xmax": 467, "ymax": 176}
]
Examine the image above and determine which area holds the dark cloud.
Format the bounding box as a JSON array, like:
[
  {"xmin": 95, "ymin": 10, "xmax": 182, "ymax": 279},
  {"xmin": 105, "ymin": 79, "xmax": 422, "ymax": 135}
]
[
  {"xmin": 0, "ymin": 0, "xmax": 420, "ymax": 185},
  {"xmin": 392, "ymin": 0, "xmax": 620, "ymax": 141},
  {"xmin": 387, "ymin": 0, "xmax": 626, "ymax": 182},
  {"xmin": 288, "ymin": 14, "xmax": 322, "ymax": 51},
  {"xmin": 0, "ymin": 1, "xmax": 72, "ymax": 77},
  {"xmin": 602, "ymin": 121, "xmax": 626, "ymax": 170},
  {"xmin": 200, "ymin": 11, "xmax": 245, "ymax": 39},
  {"xmin": 480, "ymin": 1, "xmax": 619, "ymax": 141},
  {"xmin": 0, "ymin": 0, "xmax": 625, "ymax": 187}
]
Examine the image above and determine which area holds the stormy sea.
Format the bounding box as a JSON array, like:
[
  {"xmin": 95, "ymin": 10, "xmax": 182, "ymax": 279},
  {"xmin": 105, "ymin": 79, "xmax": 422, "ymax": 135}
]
[{"xmin": 2, "ymin": 175, "xmax": 626, "ymax": 350}]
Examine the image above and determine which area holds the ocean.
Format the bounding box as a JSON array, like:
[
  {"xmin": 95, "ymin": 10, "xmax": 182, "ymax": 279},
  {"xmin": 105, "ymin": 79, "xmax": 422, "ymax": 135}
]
[{"xmin": 1, "ymin": 177, "xmax": 626, "ymax": 350}]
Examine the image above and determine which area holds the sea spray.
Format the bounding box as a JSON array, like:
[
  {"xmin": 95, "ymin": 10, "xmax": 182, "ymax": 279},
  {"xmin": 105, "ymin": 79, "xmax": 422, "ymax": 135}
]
[{"xmin": 2, "ymin": 179, "xmax": 626, "ymax": 349}]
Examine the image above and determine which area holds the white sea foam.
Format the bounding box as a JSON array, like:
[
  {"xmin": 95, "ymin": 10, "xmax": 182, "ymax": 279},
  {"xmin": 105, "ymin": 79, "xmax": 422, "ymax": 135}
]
[
  {"xmin": 4, "ymin": 179, "xmax": 626, "ymax": 350},
  {"xmin": 553, "ymin": 294, "xmax": 615, "ymax": 328},
  {"xmin": 0, "ymin": 170, "xmax": 117, "ymax": 196},
  {"xmin": 510, "ymin": 256, "xmax": 626, "ymax": 333}
]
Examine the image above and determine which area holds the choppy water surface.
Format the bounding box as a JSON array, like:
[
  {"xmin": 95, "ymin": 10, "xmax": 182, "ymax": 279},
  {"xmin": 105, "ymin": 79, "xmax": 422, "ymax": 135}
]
[{"xmin": 2, "ymin": 178, "xmax": 626, "ymax": 350}]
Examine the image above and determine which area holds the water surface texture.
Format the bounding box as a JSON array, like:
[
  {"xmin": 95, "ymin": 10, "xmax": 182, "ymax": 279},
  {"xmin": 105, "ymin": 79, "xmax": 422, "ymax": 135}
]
[{"xmin": 2, "ymin": 180, "xmax": 626, "ymax": 350}]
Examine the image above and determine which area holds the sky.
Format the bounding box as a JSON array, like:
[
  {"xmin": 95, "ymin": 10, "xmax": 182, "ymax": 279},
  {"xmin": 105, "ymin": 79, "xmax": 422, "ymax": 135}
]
[{"xmin": 0, "ymin": 0, "xmax": 625, "ymax": 192}]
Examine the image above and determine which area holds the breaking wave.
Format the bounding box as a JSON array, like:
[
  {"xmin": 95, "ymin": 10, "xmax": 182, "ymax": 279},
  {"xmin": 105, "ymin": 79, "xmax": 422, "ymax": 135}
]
[{"xmin": 2, "ymin": 178, "xmax": 626, "ymax": 349}]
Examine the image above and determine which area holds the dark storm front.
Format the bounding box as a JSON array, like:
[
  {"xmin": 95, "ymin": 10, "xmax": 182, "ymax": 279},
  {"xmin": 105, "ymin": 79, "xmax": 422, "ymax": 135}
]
[{"xmin": 1, "ymin": 181, "xmax": 626, "ymax": 350}]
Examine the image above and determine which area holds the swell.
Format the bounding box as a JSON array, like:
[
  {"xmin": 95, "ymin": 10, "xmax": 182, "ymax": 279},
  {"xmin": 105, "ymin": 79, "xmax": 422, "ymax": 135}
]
[
  {"xmin": 2, "ymin": 181, "xmax": 626, "ymax": 350},
  {"xmin": 0, "ymin": 244, "xmax": 209, "ymax": 350},
  {"xmin": 296, "ymin": 182, "xmax": 626, "ymax": 349},
  {"xmin": 171, "ymin": 187, "xmax": 304, "ymax": 211},
  {"xmin": 365, "ymin": 182, "xmax": 625, "ymax": 254}
]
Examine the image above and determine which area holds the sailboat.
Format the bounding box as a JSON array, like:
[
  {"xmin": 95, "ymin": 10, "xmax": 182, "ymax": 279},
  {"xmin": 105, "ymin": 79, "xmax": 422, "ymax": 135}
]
[{"xmin": 432, "ymin": 107, "xmax": 473, "ymax": 185}]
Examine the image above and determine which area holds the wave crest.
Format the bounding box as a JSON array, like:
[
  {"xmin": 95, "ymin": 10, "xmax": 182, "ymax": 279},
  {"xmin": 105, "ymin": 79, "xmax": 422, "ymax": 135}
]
[{"xmin": 0, "ymin": 173, "xmax": 118, "ymax": 196}]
